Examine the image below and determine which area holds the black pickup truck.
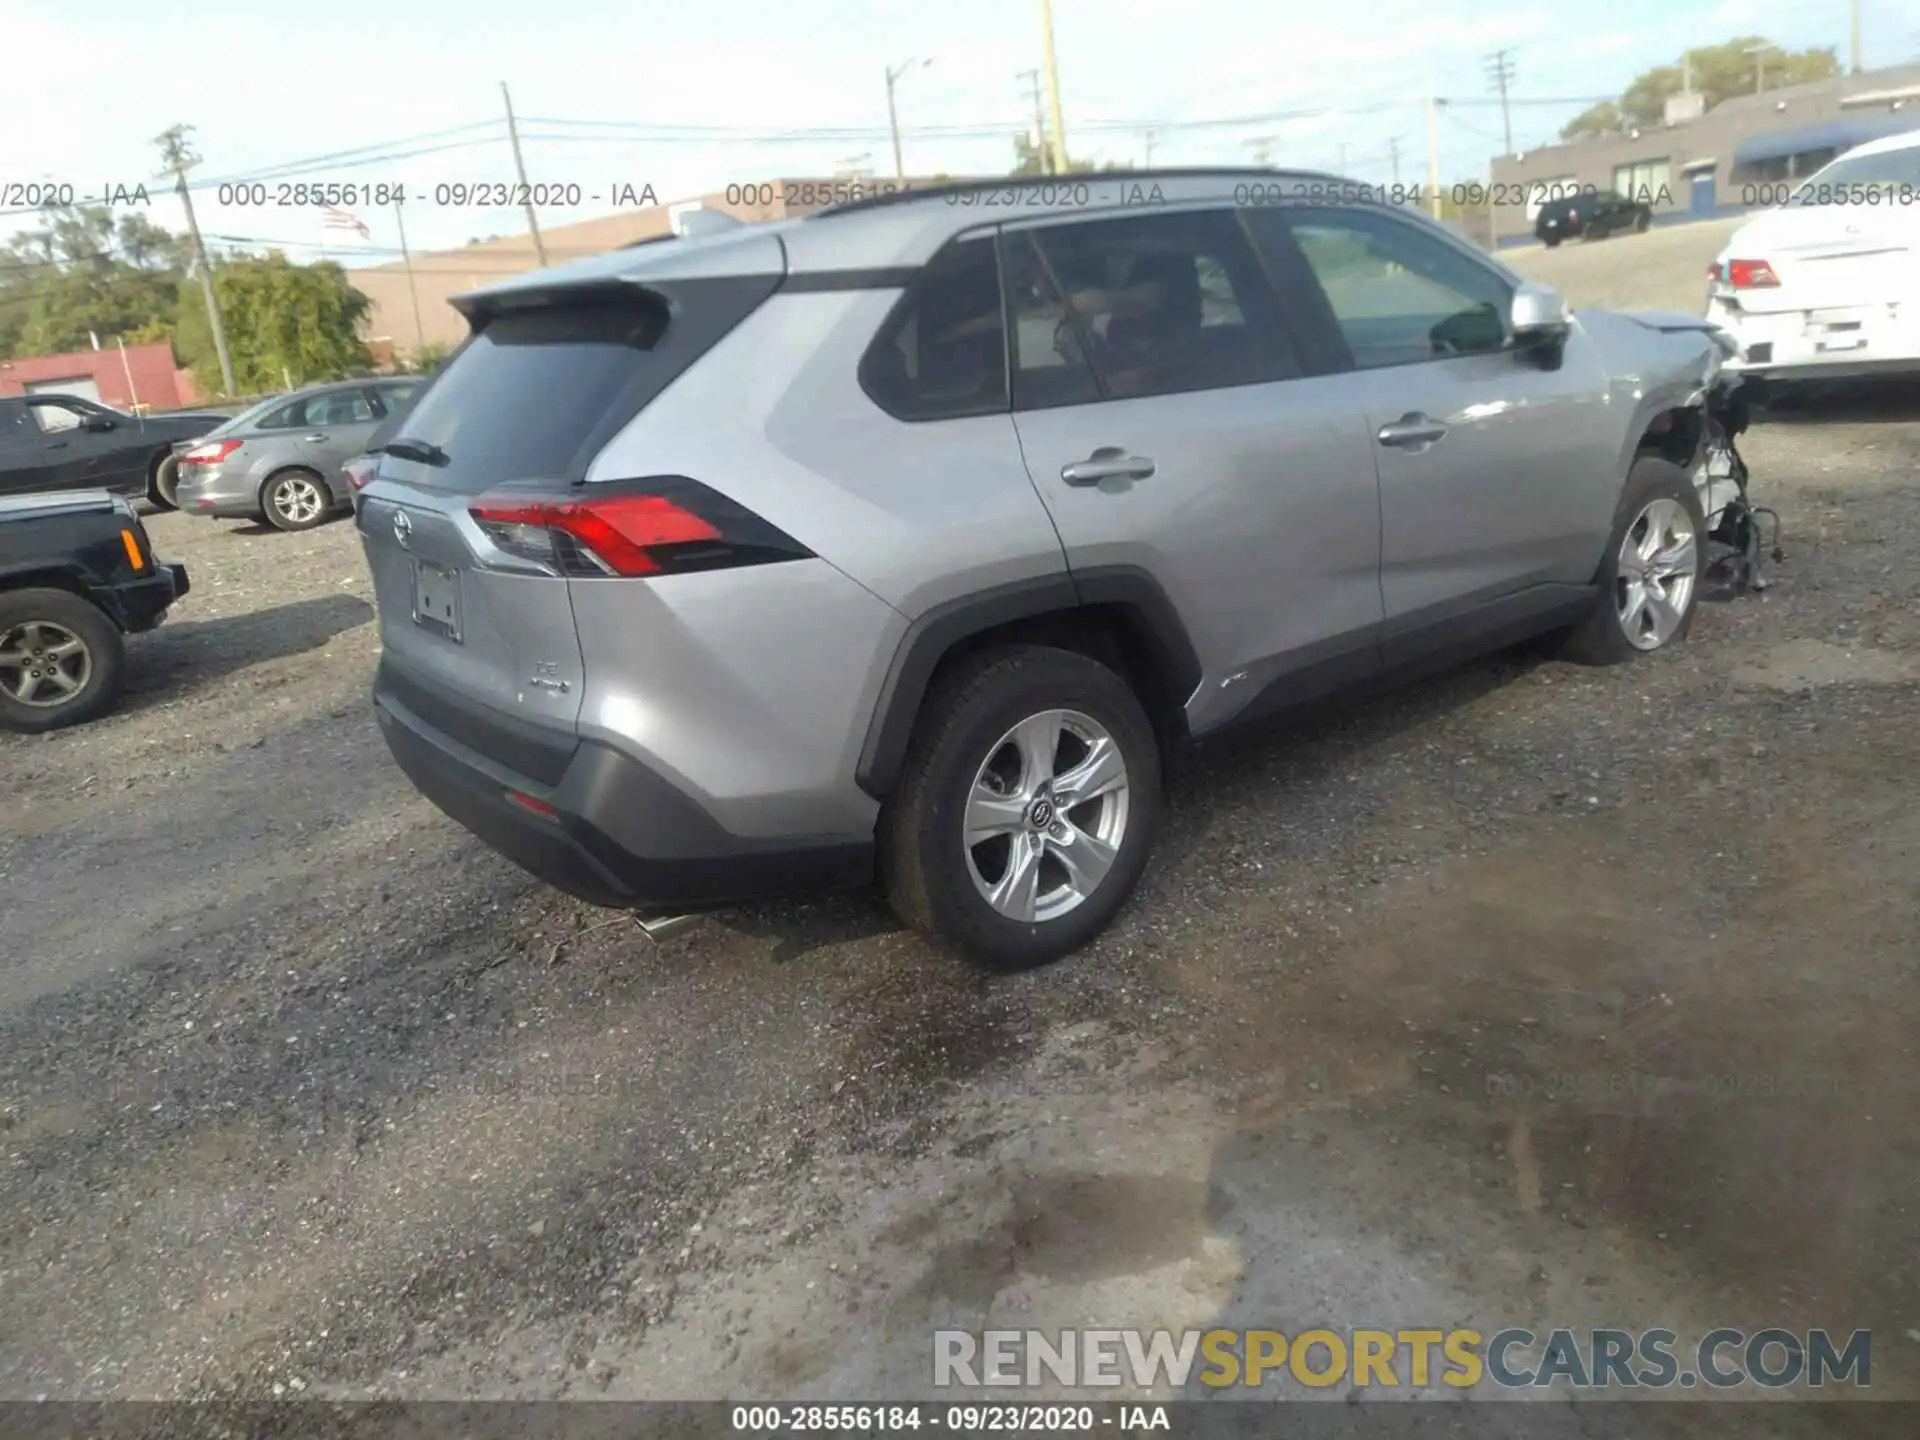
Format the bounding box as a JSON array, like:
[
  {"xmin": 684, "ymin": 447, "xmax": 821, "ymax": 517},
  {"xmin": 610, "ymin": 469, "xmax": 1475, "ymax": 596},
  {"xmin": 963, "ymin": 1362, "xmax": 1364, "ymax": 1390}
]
[{"xmin": 0, "ymin": 490, "xmax": 189, "ymax": 732}]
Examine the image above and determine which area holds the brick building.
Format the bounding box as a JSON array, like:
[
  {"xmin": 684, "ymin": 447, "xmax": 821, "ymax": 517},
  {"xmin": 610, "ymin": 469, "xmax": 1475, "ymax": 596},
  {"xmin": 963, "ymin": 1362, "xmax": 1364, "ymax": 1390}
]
[
  {"xmin": 1488, "ymin": 62, "xmax": 1920, "ymax": 244},
  {"xmin": 0, "ymin": 341, "xmax": 201, "ymax": 410},
  {"xmin": 350, "ymin": 178, "xmax": 928, "ymax": 359}
]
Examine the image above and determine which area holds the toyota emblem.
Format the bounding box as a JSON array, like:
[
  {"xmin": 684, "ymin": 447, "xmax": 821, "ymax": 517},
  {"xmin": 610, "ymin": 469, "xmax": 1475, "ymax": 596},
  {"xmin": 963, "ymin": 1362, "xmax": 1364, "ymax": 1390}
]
[{"xmin": 392, "ymin": 509, "xmax": 413, "ymax": 549}]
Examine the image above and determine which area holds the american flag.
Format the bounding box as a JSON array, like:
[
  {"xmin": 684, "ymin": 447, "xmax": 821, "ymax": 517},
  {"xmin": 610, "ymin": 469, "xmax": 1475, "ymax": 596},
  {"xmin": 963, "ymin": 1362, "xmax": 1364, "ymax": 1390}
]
[{"xmin": 322, "ymin": 205, "xmax": 370, "ymax": 240}]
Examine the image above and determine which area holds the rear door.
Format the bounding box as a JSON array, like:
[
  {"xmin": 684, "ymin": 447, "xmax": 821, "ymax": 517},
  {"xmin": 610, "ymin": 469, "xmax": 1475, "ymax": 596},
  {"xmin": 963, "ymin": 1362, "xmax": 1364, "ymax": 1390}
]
[
  {"xmin": 293, "ymin": 388, "xmax": 383, "ymax": 490},
  {"xmin": 1004, "ymin": 206, "xmax": 1385, "ymax": 733}
]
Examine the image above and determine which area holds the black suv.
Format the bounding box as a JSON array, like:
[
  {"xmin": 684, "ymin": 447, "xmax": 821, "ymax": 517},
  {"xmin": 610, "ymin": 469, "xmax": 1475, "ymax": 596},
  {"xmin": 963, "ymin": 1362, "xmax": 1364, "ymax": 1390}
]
[
  {"xmin": 0, "ymin": 490, "xmax": 188, "ymax": 731},
  {"xmin": 1534, "ymin": 190, "xmax": 1654, "ymax": 247},
  {"xmin": 0, "ymin": 394, "xmax": 232, "ymax": 509}
]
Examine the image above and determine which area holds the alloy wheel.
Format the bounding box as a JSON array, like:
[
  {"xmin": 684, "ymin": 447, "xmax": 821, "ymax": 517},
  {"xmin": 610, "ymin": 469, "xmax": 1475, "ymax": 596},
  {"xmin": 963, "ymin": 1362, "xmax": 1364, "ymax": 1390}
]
[
  {"xmin": 0, "ymin": 620, "xmax": 92, "ymax": 707},
  {"xmin": 963, "ymin": 708, "xmax": 1131, "ymax": 923},
  {"xmin": 1615, "ymin": 497, "xmax": 1699, "ymax": 650},
  {"xmin": 274, "ymin": 477, "xmax": 325, "ymax": 525}
]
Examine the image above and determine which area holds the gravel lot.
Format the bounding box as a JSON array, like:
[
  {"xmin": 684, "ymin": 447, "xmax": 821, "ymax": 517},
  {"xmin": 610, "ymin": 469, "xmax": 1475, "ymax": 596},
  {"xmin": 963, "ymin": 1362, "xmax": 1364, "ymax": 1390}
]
[{"xmin": 3, "ymin": 225, "xmax": 1918, "ymax": 1414}]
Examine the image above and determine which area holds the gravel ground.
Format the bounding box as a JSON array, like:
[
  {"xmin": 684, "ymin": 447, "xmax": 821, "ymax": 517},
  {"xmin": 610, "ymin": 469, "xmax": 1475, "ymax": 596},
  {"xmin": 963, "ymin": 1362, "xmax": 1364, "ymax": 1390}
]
[{"xmin": 3, "ymin": 231, "xmax": 1918, "ymax": 1411}]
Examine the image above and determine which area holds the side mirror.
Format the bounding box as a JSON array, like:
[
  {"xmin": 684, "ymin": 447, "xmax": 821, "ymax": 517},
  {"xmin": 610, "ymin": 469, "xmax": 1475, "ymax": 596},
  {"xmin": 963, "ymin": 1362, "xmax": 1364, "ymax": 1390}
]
[
  {"xmin": 80, "ymin": 415, "xmax": 116, "ymax": 433},
  {"xmin": 1511, "ymin": 282, "xmax": 1570, "ymax": 344}
]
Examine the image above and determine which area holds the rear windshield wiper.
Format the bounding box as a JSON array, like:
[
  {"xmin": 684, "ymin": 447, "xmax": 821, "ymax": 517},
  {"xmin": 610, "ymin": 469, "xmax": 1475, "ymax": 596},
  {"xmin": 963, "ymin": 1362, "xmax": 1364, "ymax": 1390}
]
[{"xmin": 375, "ymin": 437, "xmax": 450, "ymax": 467}]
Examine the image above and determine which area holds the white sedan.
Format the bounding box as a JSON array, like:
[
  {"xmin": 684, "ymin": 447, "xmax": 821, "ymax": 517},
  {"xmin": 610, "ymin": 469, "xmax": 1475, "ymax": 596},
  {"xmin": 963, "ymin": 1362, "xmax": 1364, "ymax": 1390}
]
[{"xmin": 1706, "ymin": 128, "xmax": 1920, "ymax": 381}]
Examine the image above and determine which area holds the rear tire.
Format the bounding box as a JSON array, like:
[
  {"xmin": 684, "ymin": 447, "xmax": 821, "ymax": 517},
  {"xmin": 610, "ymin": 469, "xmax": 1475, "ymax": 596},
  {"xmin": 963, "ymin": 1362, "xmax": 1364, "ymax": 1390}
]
[
  {"xmin": 880, "ymin": 645, "xmax": 1161, "ymax": 970},
  {"xmin": 1542, "ymin": 234, "xmax": 1562, "ymax": 249},
  {"xmin": 1634, "ymin": 210, "xmax": 1651, "ymax": 234},
  {"xmin": 262, "ymin": 469, "xmax": 332, "ymax": 532},
  {"xmin": 0, "ymin": 588, "xmax": 127, "ymax": 733},
  {"xmin": 1558, "ymin": 458, "xmax": 1707, "ymax": 666},
  {"xmin": 149, "ymin": 452, "xmax": 181, "ymax": 510}
]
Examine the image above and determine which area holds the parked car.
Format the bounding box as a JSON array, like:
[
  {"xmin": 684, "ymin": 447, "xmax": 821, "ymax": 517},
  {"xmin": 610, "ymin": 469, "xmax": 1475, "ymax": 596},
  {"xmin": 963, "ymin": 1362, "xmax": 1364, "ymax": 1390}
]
[
  {"xmin": 357, "ymin": 169, "xmax": 1732, "ymax": 969},
  {"xmin": 171, "ymin": 378, "xmax": 424, "ymax": 532},
  {"xmin": 0, "ymin": 394, "xmax": 231, "ymax": 509},
  {"xmin": 1534, "ymin": 189, "xmax": 1653, "ymax": 247},
  {"xmin": 1706, "ymin": 128, "xmax": 1920, "ymax": 384},
  {"xmin": 0, "ymin": 490, "xmax": 189, "ymax": 732}
]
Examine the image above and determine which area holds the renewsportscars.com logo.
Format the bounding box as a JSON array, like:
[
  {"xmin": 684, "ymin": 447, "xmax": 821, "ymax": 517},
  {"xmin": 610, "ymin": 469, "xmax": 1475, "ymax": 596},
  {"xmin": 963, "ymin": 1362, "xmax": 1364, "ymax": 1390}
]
[{"xmin": 933, "ymin": 1327, "xmax": 1871, "ymax": 1392}]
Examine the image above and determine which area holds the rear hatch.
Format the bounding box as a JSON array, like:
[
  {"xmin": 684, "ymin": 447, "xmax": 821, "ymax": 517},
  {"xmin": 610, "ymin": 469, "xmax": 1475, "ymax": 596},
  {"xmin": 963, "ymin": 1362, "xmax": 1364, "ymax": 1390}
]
[{"xmin": 357, "ymin": 243, "xmax": 787, "ymax": 775}]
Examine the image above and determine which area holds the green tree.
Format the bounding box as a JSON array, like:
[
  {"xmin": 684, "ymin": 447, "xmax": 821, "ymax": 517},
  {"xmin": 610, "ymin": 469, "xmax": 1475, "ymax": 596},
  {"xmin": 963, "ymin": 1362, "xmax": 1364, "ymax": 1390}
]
[
  {"xmin": 1009, "ymin": 133, "xmax": 1136, "ymax": 176},
  {"xmin": 1561, "ymin": 37, "xmax": 1839, "ymax": 140},
  {"xmin": 172, "ymin": 252, "xmax": 373, "ymax": 393},
  {"xmin": 0, "ymin": 204, "xmax": 186, "ymax": 358}
]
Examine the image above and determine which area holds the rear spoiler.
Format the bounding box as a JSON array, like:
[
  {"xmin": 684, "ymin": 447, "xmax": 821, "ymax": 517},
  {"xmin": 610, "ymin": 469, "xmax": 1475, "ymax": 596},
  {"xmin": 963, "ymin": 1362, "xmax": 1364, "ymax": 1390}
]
[{"xmin": 449, "ymin": 277, "xmax": 671, "ymax": 326}]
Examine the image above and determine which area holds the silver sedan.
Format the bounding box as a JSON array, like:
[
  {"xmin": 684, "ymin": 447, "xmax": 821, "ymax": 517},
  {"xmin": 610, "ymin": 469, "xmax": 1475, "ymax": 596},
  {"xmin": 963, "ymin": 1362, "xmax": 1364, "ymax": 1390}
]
[{"xmin": 170, "ymin": 378, "xmax": 421, "ymax": 532}]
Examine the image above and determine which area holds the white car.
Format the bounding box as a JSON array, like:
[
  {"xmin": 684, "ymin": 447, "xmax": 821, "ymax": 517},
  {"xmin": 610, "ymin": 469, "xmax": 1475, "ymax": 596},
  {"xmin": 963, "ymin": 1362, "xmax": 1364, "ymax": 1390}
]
[{"xmin": 1706, "ymin": 128, "xmax": 1920, "ymax": 382}]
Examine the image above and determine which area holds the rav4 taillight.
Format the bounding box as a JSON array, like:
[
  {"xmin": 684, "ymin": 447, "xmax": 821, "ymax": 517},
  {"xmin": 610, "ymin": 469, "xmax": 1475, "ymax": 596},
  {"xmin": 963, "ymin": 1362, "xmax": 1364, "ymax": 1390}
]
[
  {"xmin": 1726, "ymin": 259, "xmax": 1780, "ymax": 289},
  {"xmin": 468, "ymin": 477, "xmax": 812, "ymax": 578},
  {"xmin": 180, "ymin": 439, "xmax": 243, "ymax": 465}
]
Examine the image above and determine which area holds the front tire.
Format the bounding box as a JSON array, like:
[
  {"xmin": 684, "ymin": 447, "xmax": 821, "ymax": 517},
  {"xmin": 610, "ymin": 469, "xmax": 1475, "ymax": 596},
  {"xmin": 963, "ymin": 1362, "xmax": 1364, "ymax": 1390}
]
[
  {"xmin": 880, "ymin": 645, "xmax": 1161, "ymax": 970},
  {"xmin": 262, "ymin": 469, "xmax": 332, "ymax": 532},
  {"xmin": 1558, "ymin": 458, "xmax": 1706, "ymax": 665},
  {"xmin": 0, "ymin": 588, "xmax": 127, "ymax": 733}
]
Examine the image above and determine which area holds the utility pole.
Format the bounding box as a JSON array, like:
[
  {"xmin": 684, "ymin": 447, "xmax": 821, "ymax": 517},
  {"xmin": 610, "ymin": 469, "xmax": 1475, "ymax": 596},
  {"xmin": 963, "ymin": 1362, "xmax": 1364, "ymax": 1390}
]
[
  {"xmin": 1851, "ymin": 0, "xmax": 1863, "ymax": 72},
  {"xmin": 1388, "ymin": 136, "xmax": 1402, "ymax": 186},
  {"xmin": 885, "ymin": 58, "xmax": 931, "ymax": 182},
  {"xmin": 1485, "ymin": 48, "xmax": 1516, "ymax": 155},
  {"xmin": 1250, "ymin": 136, "xmax": 1277, "ymax": 167},
  {"xmin": 500, "ymin": 81, "xmax": 547, "ymax": 267},
  {"xmin": 1427, "ymin": 93, "xmax": 1444, "ymax": 219},
  {"xmin": 1018, "ymin": 69, "xmax": 1050, "ymax": 173},
  {"xmin": 1142, "ymin": 129, "xmax": 1158, "ymax": 168},
  {"xmin": 1337, "ymin": 142, "xmax": 1348, "ymax": 175},
  {"xmin": 395, "ymin": 200, "xmax": 427, "ymax": 362},
  {"xmin": 153, "ymin": 125, "xmax": 235, "ymax": 397},
  {"xmin": 1036, "ymin": 0, "xmax": 1070, "ymax": 174}
]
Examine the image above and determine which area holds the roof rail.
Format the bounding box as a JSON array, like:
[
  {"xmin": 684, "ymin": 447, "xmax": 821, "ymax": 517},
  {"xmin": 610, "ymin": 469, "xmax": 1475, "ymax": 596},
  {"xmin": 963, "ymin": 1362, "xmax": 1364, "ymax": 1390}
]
[{"xmin": 811, "ymin": 166, "xmax": 1345, "ymax": 219}]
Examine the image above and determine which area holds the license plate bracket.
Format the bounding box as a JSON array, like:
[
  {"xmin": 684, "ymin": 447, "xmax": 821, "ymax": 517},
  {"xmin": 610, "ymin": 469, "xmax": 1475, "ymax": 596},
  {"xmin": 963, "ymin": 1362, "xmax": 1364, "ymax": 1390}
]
[{"xmin": 411, "ymin": 561, "xmax": 463, "ymax": 643}]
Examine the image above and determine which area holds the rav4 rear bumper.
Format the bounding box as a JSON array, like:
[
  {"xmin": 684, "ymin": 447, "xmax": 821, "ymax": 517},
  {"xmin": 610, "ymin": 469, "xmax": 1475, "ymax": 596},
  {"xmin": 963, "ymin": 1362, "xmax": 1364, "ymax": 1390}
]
[{"xmin": 373, "ymin": 667, "xmax": 873, "ymax": 911}]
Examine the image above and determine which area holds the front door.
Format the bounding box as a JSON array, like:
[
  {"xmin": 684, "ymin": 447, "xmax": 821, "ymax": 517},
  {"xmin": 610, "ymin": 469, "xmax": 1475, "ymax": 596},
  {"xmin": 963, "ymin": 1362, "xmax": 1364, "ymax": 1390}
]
[
  {"xmin": 1262, "ymin": 204, "xmax": 1621, "ymax": 653},
  {"xmin": 1001, "ymin": 206, "xmax": 1384, "ymax": 734}
]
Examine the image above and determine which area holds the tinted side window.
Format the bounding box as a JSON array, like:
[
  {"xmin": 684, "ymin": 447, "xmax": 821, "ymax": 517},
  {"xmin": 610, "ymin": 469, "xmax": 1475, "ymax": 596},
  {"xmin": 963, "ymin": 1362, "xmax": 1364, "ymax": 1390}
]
[
  {"xmin": 258, "ymin": 399, "xmax": 306, "ymax": 430},
  {"xmin": 1282, "ymin": 207, "xmax": 1512, "ymax": 369},
  {"xmin": 374, "ymin": 383, "xmax": 419, "ymax": 416},
  {"xmin": 27, "ymin": 399, "xmax": 83, "ymax": 433},
  {"xmin": 1022, "ymin": 208, "xmax": 1302, "ymax": 403},
  {"xmin": 308, "ymin": 390, "xmax": 376, "ymax": 425},
  {"xmin": 860, "ymin": 235, "xmax": 1007, "ymax": 421},
  {"xmin": 1002, "ymin": 232, "xmax": 1101, "ymax": 410}
]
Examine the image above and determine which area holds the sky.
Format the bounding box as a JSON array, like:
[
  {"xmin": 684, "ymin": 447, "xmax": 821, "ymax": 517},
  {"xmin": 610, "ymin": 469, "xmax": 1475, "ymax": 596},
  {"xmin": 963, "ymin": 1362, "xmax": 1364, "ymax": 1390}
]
[{"xmin": 1, "ymin": 0, "xmax": 1914, "ymax": 271}]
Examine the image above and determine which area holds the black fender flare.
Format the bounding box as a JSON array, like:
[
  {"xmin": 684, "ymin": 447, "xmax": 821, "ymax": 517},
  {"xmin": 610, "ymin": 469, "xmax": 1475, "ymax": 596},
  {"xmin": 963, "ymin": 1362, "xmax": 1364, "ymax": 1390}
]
[{"xmin": 854, "ymin": 564, "xmax": 1202, "ymax": 800}]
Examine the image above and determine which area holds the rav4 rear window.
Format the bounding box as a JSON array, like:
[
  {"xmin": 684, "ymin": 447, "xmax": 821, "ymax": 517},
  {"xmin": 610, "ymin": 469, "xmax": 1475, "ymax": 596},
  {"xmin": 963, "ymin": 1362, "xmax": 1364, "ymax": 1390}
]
[
  {"xmin": 384, "ymin": 276, "xmax": 777, "ymax": 491},
  {"xmin": 383, "ymin": 300, "xmax": 668, "ymax": 491}
]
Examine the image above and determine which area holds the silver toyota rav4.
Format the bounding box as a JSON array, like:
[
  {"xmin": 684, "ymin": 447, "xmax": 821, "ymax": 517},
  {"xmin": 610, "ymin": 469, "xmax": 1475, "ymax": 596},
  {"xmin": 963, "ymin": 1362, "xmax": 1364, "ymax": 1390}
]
[{"xmin": 359, "ymin": 170, "xmax": 1734, "ymax": 969}]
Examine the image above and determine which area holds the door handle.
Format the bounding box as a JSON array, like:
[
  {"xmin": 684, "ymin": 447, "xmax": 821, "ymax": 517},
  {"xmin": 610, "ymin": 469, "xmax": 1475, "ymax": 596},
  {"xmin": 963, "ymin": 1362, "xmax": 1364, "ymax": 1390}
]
[
  {"xmin": 1061, "ymin": 447, "xmax": 1156, "ymax": 486},
  {"xmin": 303, "ymin": 433, "xmax": 329, "ymax": 442},
  {"xmin": 1376, "ymin": 413, "xmax": 1449, "ymax": 449}
]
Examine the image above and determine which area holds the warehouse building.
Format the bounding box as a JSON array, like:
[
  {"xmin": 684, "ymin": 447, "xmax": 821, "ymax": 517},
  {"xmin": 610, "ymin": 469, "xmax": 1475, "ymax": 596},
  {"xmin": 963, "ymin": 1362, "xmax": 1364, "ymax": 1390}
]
[{"xmin": 1488, "ymin": 61, "xmax": 1920, "ymax": 244}]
